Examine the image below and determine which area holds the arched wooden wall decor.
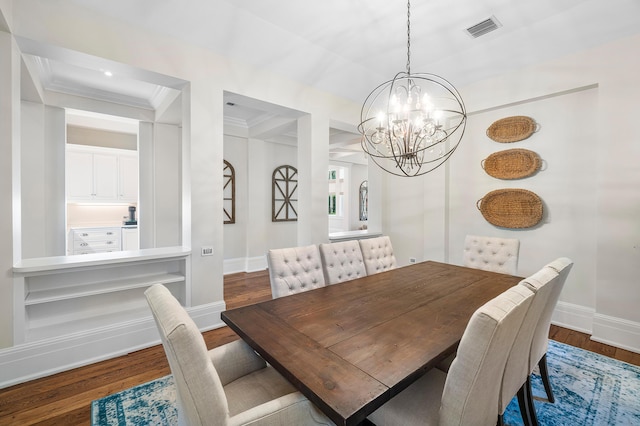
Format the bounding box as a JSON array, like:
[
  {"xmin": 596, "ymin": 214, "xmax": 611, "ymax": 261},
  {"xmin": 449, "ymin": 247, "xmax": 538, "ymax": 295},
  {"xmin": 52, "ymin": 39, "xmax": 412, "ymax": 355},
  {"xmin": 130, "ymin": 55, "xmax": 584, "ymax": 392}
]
[
  {"xmin": 359, "ymin": 180, "xmax": 368, "ymax": 221},
  {"xmin": 272, "ymin": 165, "xmax": 298, "ymax": 222},
  {"xmin": 223, "ymin": 160, "xmax": 235, "ymax": 224}
]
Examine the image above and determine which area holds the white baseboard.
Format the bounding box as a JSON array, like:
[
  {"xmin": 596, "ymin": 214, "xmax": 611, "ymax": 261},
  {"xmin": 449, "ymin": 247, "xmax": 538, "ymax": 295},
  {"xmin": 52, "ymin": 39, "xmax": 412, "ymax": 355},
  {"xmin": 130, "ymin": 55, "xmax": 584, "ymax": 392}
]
[
  {"xmin": 551, "ymin": 301, "xmax": 595, "ymax": 334},
  {"xmin": 591, "ymin": 313, "xmax": 640, "ymax": 354},
  {"xmin": 223, "ymin": 256, "xmax": 267, "ymax": 275},
  {"xmin": 246, "ymin": 256, "xmax": 267, "ymax": 272},
  {"xmin": 223, "ymin": 257, "xmax": 247, "ymax": 275},
  {"xmin": 552, "ymin": 301, "xmax": 640, "ymax": 354},
  {"xmin": 0, "ymin": 301, "xmax": 226, "ymax": 389}
]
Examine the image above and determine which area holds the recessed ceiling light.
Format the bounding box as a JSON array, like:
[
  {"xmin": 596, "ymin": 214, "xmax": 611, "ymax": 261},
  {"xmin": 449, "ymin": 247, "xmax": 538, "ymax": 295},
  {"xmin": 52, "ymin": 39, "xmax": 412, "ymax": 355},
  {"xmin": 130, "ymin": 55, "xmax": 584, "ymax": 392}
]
[{"xmin": 104, "ymin": 70, "xmax": 113, "ymax": 77}]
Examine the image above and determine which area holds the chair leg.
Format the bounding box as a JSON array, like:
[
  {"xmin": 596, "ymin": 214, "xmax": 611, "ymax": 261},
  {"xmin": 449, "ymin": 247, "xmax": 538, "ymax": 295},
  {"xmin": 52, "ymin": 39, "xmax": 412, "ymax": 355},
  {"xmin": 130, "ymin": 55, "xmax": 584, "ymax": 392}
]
[
  {"xmin": 524, "ymin": 375, "xmax": 538, "ymax": 426},
  {"xmin": 538, "ymin": 354, "xmax": 555, "ymax": 403},
  {"xmin": 516, "ymin": 384, "xmax": 532, "ymax": 426}
]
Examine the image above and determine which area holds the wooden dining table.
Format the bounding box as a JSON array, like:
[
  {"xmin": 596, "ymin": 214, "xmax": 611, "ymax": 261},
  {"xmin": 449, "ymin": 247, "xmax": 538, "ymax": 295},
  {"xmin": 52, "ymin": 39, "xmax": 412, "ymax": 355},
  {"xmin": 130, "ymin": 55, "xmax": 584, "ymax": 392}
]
[{"xmin": 221, "ymin": 260, "xmax": 522, "ymax": 426}]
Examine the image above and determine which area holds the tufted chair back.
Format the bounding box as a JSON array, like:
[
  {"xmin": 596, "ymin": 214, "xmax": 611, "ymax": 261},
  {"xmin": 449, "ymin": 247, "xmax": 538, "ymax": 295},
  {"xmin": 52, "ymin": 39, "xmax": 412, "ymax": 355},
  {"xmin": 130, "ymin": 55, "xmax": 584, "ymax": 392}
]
[
  {"xmin": 319, "ymin": 240, "xmax": 367, "ymax": 285},
  {"xmin": 359, "ymin": 236, "xmax": 397, "ymax": 275},
  {"xmin": 267, "ymin": 244, "xmax": 326, "ymax": 298},
  {"xmin": 463, "ymin": 234, "xmax": 520, "ymax": 275}
]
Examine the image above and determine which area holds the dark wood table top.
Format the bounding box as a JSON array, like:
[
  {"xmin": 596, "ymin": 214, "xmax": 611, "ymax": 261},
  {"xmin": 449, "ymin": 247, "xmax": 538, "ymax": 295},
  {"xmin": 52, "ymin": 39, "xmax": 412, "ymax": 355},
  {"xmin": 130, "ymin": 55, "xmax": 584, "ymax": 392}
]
[{"xmin": 221, "ymin": 261, "xmax": 522, "ymax": 426}]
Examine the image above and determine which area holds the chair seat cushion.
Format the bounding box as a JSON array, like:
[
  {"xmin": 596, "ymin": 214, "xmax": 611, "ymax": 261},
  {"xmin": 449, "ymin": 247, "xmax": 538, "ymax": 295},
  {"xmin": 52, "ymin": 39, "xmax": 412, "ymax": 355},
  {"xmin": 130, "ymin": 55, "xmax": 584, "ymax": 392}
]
[
  {"xmin": 224, "ymin": 365, "xmax": 297, "ymax": 416},
  {"xmin": 367, "ymin": 369, "xmax": 446, "ymax": 426}
]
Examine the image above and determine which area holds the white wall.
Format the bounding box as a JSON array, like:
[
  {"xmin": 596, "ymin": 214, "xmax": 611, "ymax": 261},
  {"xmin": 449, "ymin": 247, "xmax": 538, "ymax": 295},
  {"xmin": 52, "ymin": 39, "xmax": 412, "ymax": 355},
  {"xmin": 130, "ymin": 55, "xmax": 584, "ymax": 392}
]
[
  {"xmin": 224, "ymin": 133, "xmax": 299, "ymax": 273},
  {"xmin": 463, "ymin": 36, "xmax": 640, "ymax": 351},
  {"xmin": 0, "ymin": 30, "xmax": 19, "ymax": 349},
  {"xmin": 449, "ymin": 88, "xmax": 598, "ymax": 306},
  {"xmin": 0, "ymin": 0, "xmax": 360, "ymax": 383},
  {"xmin": 153, "ymin": 123, "xmax": 182, "ymax": 247},
  {"xmin": 384, "ymin": 34, "xmax": 640, "ymax": 353},
  {"xmin": 223, "ymin": 135, "xmax": 248, "ymax": 261},
  {"xmin": 20, "ymin": 101, "xmax": 46, "ymax": 258}
]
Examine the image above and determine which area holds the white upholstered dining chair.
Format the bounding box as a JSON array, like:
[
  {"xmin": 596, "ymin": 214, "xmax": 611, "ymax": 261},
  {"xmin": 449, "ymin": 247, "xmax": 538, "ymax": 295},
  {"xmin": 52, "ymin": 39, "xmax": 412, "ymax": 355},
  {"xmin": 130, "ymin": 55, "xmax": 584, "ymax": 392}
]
[
  {"xmin": 367, "ymin": 285, "xmax": 535, "ymax": 426},
  {"xmin": 528, "ymin": 258, "xmax": 573, "ymax": 406},
  {"xmin": 359, "ymin": 236, "xmax": 397, "ymax": 275},
  {"xmin": 499, "ymin": 266, "xmax": 561, "ymax": 426},
  {"xmin": 319, "ymin": 240, "xmax": 367, "ymax": 285},
  {"xmin": 144, "ymin": 284, "xmax": 335, "ymax": 426},
  {"xmin": 267, "ymin": 244, "xmax": 326, "ymax": 298},
  {"xmin": 463, "ymin": 234, "xmax": 520, "ymax": 275}
]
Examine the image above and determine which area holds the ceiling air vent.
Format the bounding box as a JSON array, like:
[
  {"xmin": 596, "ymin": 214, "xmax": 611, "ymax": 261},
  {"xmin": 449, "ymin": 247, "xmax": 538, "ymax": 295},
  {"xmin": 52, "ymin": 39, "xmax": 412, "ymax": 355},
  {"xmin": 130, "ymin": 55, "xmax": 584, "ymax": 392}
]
[{"xmin": 466, "ymin": 16, "xmax": 502, "ymax": 38}]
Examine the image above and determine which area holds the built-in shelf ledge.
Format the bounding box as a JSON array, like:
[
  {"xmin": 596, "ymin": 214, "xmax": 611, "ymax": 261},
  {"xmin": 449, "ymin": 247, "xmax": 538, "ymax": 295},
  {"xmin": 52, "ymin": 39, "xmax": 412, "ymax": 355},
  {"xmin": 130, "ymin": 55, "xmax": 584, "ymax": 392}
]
[
  {"xmin": 13, "ymin": 246, "xmax": 191, "ymax": 274},
  {"xmin": 328, "ymin": 230, "xmax": 382, "ymax": 242},
  {"xmin": 25, "ymin": 272, "xmax": 185, "ymax": 305}
]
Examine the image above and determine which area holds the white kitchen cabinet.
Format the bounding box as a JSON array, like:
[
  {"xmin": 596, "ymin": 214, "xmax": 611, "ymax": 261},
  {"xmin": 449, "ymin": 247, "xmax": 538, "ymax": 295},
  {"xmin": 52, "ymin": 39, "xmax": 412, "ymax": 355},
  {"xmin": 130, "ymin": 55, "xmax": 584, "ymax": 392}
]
[
  {"xmin": 66, "ymin": 150, "xmax": 92, "ymax": 199},
  {"xmin": 118, "ymin": 154, "xmax": 139, "ymax": 202},
  {"xmin": 121, "ymin": 227, "xmax": 139, "ymax": 250},
  {"xmin": 66, "ymin": 144, "xmax": 138, "ymax": 203}
]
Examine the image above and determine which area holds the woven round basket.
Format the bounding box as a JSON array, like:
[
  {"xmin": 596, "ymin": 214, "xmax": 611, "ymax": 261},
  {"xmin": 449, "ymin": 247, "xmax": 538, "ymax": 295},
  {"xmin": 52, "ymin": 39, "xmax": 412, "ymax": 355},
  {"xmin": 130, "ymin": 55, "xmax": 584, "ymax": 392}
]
[
  {"xmin": 481, "ymin": 149, "xmax": 541, "ymax": 180},
  {"xmin": 477, "ymin": 188, "xmax": 543, "ymax": 228},
  {"xmin": 486, "ymin": 116, "xmax": 536, "ymax": 143}
]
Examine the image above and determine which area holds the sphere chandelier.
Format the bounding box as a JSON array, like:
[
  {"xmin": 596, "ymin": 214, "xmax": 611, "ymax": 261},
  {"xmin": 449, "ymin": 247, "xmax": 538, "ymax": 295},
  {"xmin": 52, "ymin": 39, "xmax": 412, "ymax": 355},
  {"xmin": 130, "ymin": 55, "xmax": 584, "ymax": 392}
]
[{"xmin": 358, "ymin": 0, "xmax": 467, "ymax": 177}]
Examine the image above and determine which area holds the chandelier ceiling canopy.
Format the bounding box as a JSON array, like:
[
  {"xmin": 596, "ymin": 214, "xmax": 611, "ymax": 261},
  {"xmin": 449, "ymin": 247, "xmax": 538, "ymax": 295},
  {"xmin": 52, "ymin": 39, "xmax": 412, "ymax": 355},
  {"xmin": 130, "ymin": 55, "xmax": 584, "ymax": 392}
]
[{"xmin": 358, "ymin": 0, "xmax": 467, "ymax": 177}]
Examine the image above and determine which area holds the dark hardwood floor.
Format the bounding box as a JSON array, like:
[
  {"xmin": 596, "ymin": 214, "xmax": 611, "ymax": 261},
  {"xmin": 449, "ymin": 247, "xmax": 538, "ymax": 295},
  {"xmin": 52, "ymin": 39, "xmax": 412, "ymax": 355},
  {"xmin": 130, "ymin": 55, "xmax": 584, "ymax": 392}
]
[{"xmin": 1, "ymin": 269, "xmax": 638, "ymax": 425}]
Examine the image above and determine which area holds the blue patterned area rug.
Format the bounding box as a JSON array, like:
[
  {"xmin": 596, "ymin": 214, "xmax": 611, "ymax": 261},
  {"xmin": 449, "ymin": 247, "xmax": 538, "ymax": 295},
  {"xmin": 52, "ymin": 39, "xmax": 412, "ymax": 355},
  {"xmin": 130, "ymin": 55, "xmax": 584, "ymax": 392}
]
[
  {"xmin": 91, "ymin": 340, "xmax": 640, "ymax": 425},
  {"xmin": 504, "ymin": 341, "xmax": 640, "ymax": 425}
]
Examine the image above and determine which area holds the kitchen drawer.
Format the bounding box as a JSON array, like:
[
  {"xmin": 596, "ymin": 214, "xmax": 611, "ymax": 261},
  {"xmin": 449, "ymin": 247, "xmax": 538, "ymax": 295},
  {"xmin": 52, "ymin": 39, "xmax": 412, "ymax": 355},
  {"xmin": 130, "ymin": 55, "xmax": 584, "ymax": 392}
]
[
  {"xmin": 72, "ymin": 228, "xmax": 121, "ymax": 240},
  {"xmin": 69, "ymin": 227, "xmax": 122, "ymax": 255},
  {"xmin": 74, "ymin": 239, "xmax": 121, "ymax": 251}
]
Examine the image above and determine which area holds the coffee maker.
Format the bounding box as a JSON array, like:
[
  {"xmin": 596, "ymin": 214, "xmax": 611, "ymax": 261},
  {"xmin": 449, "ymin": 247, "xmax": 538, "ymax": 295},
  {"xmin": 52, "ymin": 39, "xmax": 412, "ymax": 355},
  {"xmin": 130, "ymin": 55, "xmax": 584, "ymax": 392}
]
[{"xmin": 124, "ymin": 205, "xmax": 137, "ymax": 226}]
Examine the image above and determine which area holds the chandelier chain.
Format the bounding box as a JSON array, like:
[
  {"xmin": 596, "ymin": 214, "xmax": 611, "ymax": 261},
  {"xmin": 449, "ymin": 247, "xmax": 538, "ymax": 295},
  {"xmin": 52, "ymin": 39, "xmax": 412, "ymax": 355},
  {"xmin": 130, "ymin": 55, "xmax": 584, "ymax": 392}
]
[{"xmin": 406, "ymin": 0, "xmax": 411, "ymax": 74}]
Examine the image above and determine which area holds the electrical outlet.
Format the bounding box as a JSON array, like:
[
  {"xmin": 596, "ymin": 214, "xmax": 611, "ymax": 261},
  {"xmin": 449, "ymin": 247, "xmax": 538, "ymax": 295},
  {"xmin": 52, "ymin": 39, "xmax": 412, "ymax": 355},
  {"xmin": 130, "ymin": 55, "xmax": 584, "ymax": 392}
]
[
  {"xmin": 409, "ymin": 257, "xmax": 416, "ymax": 264},
  {"xmin": 201, "ymin": 246, "xmax": 214, "ymax": 256}
]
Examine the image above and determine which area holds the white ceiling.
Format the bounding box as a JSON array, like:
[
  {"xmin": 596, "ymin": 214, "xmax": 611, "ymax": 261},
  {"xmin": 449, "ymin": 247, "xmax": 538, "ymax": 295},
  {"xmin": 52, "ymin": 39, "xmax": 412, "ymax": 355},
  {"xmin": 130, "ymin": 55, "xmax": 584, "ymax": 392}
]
[
  {"xmin": 64, "ymin": 0, "xmax": 640, "ymax": 102},
  {"xmin": 20, "ymin": 0, "xmax": 640, "ymax": 159}
]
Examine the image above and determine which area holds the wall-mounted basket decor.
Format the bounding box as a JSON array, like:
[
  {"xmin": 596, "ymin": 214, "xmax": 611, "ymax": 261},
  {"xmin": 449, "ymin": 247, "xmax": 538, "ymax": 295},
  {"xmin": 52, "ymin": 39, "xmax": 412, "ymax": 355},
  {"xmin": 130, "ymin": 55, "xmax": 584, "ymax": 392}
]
[
  {"xmin": 486, "ymin": 116, "xmax": 536, "ymax": 143},
  {"xmin": 477, "ymin": 188, "xmax": 543, "ymax": 228},
  {"xmin": 481, "ymin": 148, "xmax": 541, "ymax": 180}
]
